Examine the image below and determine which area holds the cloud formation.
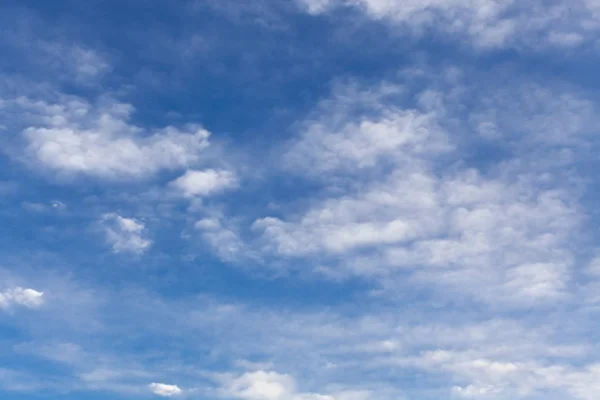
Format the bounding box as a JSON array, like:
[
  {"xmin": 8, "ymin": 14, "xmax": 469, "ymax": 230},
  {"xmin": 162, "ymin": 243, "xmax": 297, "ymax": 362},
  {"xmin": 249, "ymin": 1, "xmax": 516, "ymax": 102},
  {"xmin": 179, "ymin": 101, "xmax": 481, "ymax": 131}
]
[
  {"xmin": 2, "ymin": 2, "xmax": 600, "ymax": 400},
  {"xmin": 297, "ymin": 0, "xmax": 600, "ymax": 49},
  {"xmin": 149, "ymin": 383, "xmax": 183, "ymax": 397},
  {"xmin": 17, "ymin": 96, "xmax": 211, "ymax": 179},
  {"xmin": 170, "ymin": 169, "xmax": 238, "ymax": 197},
  {"xmin": 218, "ymin": 370, "xmax": 367, "ymax": 400},
  {"xmin": 0, "ymin": 287, "xmax": 44, "ymax": 310},
  {"xmin": 251, "ymin": 76, "xmax": 586, "ymax": 307},
  {"xmin": 100, "ymin": 213, "xmax": 152, "ymax": 254}
]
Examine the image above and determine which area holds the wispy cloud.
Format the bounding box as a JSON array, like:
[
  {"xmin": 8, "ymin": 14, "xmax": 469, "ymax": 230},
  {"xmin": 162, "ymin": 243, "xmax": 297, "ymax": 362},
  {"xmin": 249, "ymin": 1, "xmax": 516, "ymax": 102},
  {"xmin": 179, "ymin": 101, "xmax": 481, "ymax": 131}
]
[
  {"xmin": 296, "ymin": 0, "xmax": 600, "ymax": 49},
  {"xmin": 37, "ymin": 43, "xmax": 111, "ymax": 83},
  {"xmin": 195, "ymin": 217, "xmax": 249, "ymax": 262},
  {"xmin": 1, "ymin": 266, "xmax": 598, "ymax": 399}
]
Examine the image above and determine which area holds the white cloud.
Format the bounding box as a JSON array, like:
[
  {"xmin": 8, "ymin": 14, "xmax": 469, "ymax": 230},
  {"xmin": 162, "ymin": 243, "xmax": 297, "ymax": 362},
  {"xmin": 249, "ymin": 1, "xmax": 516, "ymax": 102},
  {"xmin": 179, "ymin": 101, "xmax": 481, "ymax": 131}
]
[
  {"xmin": 3, "ymin": 268, "xmax": 595, "ymax": 399},
  {"xmin": 221, "ymin": 371, "xmax": 297, "ymax": 400},
  {"xmin": 451, "ymin": 383, "xmax": 500, "ymax": 398},
  {"xmin": 547, "ymin": 31, "xmax": 585, "ymax": 47},
  {"xmin": 101, "ymin": 213, "xmax": 152, "ymax": 254},
  {"xmin": 254, "ymin": 79, "xmax": 584, "ymax": 306},
  {"xmin": 0, "ymin": 287, "xmax": 44, "ymax": 310},
  {"xmin": 413, "ymin": 348, "xmax": 600, "ymax": 399},
  {"xmin": 468, "ymin": 84, "xmax": 598, "ymax": 146},
  {"xmin": 2, "ymin": 31, "xmax": 111, "ymax": 85},
  {"xmin": 286, "ymin": 109, "xmax": 449, "ymax": 174},
  {"xmin": 296, "ymin": 0, "xmax": 600, "ymax": 49},
  {"xmin": 283, "ymin": 81, "xmax": 450, "ymax": 175},
  {"xmin": 68, "ymin": 46, "xmax": 111, "ymax": 81},
  {"xmin": 170, "ymin": 169, "xmax": 238, "ymax": 197},
  {"xmin": 253, "ymin": 170, "xmax": 444, "ymax": 255},
  {"xmin": 3, "ymin": 19, "xmax": 600, "ymax": 400},
  {"xmin": 37, "ymin": 43, "xmax": 111, "ymax": 83},
  {"xmin": 218, "ymin": 370, "xmax": 337, "ymax": 400},
  {"xmin": 195, "ymin": 218, "xmax": 247, "ymax": 262},
  {"xmin": 149, "ymin": 383, "xmax": 183, "ymax": 397},
  {"xmin": 51, "ymin": 200, "xmax": 67, "ymax": 210},
  {"xmin": 17, "ymin": 96, "xmax": 211, "ymax": 179}
]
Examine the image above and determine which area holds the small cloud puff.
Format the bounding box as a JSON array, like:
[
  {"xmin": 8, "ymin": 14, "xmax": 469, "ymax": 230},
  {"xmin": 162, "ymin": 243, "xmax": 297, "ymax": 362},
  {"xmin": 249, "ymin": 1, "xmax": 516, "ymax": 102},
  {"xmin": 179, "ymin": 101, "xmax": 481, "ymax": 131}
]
[
  {"xmin": 149, "ymin": 383, "xmax": 183, "ymax": 397},
  {"xmin": 0, "ymin": 287, "xmax": 45, "ymax": 310},
  {"xmin": 170, "ymin": 169, "xmax": 238, "ymax": 197},
  {"xmin": 51, "ymin": 201, "xmax": 67, "ymax": 209},
  {"xmin": 101, "ymin": 213, "xmax": 152, "ymax": 254}
]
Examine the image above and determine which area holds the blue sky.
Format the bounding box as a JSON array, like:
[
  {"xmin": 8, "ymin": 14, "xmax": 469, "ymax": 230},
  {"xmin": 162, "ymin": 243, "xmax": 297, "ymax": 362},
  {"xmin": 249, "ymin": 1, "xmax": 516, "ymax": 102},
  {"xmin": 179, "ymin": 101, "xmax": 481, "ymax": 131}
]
[{"xmin": 2, "ymin": 0, "xmax": 600, "ymax": 399}]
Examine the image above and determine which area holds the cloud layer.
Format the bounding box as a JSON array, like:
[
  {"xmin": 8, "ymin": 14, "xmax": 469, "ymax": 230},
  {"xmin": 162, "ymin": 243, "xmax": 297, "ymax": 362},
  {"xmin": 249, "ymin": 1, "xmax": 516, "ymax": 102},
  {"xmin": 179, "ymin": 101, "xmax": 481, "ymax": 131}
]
[{"xmin": 2, "ymin": 1, "xmax": 600, "ymax": 400}]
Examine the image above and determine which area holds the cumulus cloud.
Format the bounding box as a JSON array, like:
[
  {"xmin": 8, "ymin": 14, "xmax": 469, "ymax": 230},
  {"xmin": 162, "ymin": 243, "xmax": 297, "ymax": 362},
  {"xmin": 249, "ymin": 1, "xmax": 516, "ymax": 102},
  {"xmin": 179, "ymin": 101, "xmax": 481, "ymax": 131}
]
[
  {"xmin": 149, "ymin": 383, "xmax": 183, "ymax": 397},
  {"xmin": 17, "ymin": 96, "xmax": 211, "ymax": 179},
  {"xmin": 101, "ymin": 213, "xmax": 152, "ymax": 254},
  {"xmin": 219, "ymin": 370, "xmax": 341, "ymax": 400},
  {"xmin": 0, "ymin": 287, "xmax": 44, "ymax": 310},
  {"xmin": 253, "ymin": 78, "xmax": 586, "ymax": 306},
  {"xmin": 283, "ymin": 82, "xmax": 450, "ymax": 175},
  {"xmin": 253, "ymin": 170, "xmax": 444, "ymax": 256},
  {"xmin": 170, "ymin": 169, "xmax": 238, "ymax": 197},
  {"xmin": 220, "ymin": 371, "xmax": 297, "ymax": 400},
  {"xmin": 285, "ymin": 110, "xmax": 449, "ymax": 174}
]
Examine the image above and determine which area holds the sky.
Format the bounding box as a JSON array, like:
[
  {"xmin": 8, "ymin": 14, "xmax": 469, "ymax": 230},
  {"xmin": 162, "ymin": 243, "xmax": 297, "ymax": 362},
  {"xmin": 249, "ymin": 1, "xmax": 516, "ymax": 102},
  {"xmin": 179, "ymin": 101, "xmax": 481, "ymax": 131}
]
[{"xmin": 2, "ymin": 0, "xmax": 600, "ymax": 399}]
